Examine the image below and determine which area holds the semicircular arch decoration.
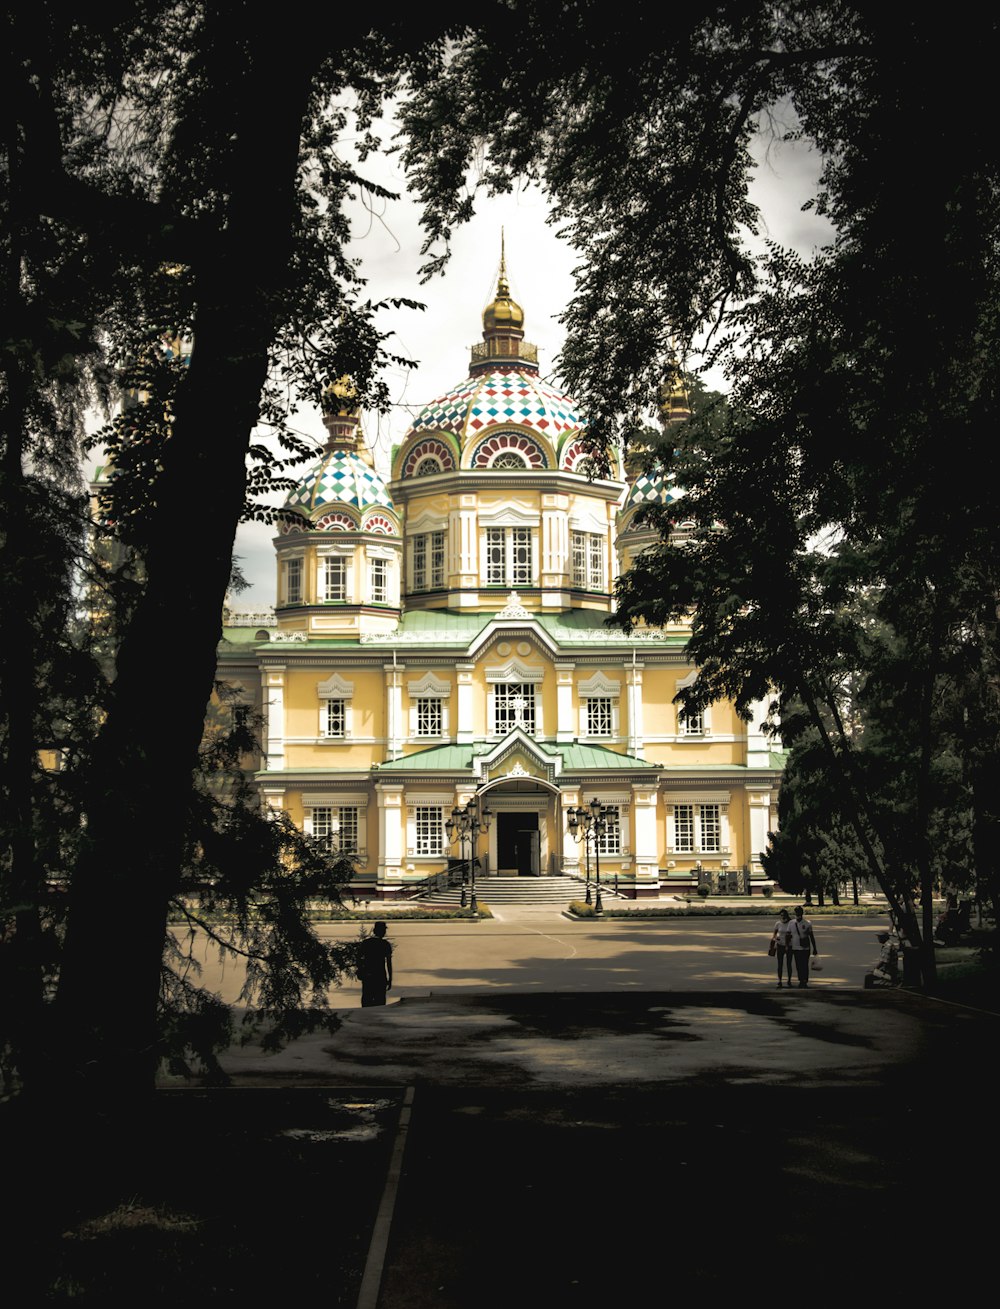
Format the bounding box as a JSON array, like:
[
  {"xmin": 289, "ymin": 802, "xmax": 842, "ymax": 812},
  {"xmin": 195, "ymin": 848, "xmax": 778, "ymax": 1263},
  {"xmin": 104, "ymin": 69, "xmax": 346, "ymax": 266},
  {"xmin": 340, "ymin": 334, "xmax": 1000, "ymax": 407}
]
[
  {"xmin": 560, "ymin": 438, "xmax": 592, "ymax": 472},
  {"xmin": 402, "ymin": 437, "xmax": 457, "ymax": 479},
  {"xmin": 471, "ymin": 431, "xmax": 548, "ymax": 470},
  {"xmin": 313, "ymin": 510, "xmax": 358, "ymax": 532},
  {"xmin": 362, "ymin": 512, "xmax": 398, "ymax": 536}
]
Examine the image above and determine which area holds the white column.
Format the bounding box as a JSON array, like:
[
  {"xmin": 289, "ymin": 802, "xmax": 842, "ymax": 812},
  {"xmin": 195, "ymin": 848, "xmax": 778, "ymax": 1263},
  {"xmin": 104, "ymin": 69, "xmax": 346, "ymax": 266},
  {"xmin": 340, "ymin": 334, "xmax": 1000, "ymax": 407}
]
[
  {"xmin": 555, "ymin": 663, "xmax": 575, "ymax": 742},
  {"xmin": 451, "ymin": 495, "xmax": 478, "ymax": 593},
  {"xmin": 376, "ymin": 784, "xmax": 405, "ymax": 884},
  {"xmin": 263, "ymin": 667, "xmax": 286, "ymax": 770},
  {"xmin": 747, "ymin": 786, "xmax": 773, "ymax": 873},
  {"xmin": 260, "ymin": 786, "xmax": 286, "ymax": 817},
  {"xmin": 542, "ymin": 501, "xmax": 569, "ymax": 605},
  {"xmin": 626, "ymin": 662, "xmax": 645, "ymax": 758},
  {"xmin": 456, "ymin": 663, "xmax": 475, "ymax": 743},
  {"xmin": 385, "ymin": 663, "xmax": 405, "ymax": 760},
  {"xmin": 631, "ymin": 785, "xmax": 660, "ymax": 894},
  {"xmin": 746, "ymin": 696, "xmax": 772, "ymax": 767}
]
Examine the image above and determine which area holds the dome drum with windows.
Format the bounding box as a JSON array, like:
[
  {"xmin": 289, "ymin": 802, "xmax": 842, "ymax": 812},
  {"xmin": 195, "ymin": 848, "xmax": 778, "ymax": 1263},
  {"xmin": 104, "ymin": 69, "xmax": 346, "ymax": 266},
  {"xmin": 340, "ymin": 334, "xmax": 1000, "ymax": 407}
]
[{"xmin": 274, "ymin": 378, "xmax": 401, "ymax": 635}]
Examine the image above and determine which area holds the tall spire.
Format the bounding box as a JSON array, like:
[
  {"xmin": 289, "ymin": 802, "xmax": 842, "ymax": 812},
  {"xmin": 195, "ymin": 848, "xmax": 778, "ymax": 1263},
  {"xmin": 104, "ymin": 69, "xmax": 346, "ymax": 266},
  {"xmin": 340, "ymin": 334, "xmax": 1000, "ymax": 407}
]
[
  {"xmin": 472, "ymin": 235, "xmax": 536, "ymax": 373},
  {"xmin": 482, "ymin": 232, "xmax": 525, "ymax": 334}
]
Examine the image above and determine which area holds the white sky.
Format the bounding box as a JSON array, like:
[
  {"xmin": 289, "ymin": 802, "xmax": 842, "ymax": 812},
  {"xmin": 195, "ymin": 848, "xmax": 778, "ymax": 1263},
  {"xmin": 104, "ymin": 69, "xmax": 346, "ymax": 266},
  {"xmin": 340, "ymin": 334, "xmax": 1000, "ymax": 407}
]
[{"xmin": 231, "ymin": 121, "xmax": 833, "ymax": 606}]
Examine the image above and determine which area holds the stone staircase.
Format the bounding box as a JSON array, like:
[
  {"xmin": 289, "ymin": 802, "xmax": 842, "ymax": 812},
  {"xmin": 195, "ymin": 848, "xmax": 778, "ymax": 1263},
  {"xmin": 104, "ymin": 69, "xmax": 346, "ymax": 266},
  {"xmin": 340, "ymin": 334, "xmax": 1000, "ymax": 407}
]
[{"xmin": 414, "ymin": 875, "xmax": 594, "ymax": 906}]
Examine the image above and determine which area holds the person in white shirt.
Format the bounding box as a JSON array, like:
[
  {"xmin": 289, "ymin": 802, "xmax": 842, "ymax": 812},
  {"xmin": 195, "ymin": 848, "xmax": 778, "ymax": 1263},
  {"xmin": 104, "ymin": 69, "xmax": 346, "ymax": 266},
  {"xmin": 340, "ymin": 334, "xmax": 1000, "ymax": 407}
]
[
  {"xmin": 770, "ymin": 909, "xmax": 793, "ymax": 988},
  {"xmin": 789, "ymin": 905, "xmax": 818, "ymax": 987}
]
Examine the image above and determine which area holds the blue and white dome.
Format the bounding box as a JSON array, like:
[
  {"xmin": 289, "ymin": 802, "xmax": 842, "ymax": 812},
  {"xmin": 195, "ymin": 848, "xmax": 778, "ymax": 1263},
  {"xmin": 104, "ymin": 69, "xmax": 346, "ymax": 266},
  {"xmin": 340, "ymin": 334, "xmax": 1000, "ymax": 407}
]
[{"xmin": 284, "ymin": 449, "xmax": 397, "ymax": 523}]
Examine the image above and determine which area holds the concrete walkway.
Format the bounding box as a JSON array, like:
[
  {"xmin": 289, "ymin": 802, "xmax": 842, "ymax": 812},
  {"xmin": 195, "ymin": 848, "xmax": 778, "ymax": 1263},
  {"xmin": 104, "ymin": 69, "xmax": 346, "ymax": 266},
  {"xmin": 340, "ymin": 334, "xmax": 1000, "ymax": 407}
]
[
  {"xmin": 215, "ymin": 987, "xmax": 990, "ymax": 1090},
  {"xmin": 204, "ymin": 988, "xmax": 995, "ymax": 1307}
]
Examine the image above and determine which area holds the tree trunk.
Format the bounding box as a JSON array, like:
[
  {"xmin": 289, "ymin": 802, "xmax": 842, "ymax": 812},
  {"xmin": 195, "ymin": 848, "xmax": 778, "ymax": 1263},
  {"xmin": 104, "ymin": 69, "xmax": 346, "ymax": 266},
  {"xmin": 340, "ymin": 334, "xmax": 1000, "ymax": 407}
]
[{"xmin": 51, "ymin": 32, "xmax": 321, "ymax": 1109}]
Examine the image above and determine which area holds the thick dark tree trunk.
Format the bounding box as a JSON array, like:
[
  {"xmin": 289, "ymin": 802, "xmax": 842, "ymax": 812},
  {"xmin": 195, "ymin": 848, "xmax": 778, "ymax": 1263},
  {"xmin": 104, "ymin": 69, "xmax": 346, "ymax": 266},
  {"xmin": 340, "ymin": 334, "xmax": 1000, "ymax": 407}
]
[{"xmin": 51, "ymin": 31, "xmax": 321, "ymax": 1109}]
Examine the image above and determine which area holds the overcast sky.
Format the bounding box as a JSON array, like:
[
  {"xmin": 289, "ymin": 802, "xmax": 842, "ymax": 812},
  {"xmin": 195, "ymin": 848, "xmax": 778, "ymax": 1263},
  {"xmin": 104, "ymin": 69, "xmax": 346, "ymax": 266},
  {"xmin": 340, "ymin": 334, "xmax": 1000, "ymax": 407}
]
[{"xmin": 231, "ymin": 119, "xmax": 833, "ymax": 607}]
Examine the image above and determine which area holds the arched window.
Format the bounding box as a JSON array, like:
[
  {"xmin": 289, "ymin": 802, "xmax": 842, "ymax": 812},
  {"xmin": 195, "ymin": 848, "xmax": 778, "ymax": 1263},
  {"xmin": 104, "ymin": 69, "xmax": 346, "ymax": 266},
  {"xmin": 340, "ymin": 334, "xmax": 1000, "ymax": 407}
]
[
  {"xmin": 415, "ymin": 457, "xmax": 442, "ymax": 477},
  {"xmin": 491, "ymin": 451, "xmax": 529, "ymax": 470}
]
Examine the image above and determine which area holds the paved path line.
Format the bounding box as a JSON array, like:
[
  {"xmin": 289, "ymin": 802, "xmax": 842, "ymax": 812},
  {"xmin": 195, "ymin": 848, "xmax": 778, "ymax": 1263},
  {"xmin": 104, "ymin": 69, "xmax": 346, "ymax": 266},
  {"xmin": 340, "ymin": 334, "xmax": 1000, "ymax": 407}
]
[{"xmin": 356, "ymin": 1085, "xmax": 415, "ymax": 1309}]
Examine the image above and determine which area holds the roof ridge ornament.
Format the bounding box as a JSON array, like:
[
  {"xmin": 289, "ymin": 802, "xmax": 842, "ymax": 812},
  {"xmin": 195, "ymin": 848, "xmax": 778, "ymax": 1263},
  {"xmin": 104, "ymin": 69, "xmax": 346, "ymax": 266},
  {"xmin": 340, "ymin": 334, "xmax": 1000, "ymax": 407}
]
[{"xmin": 495, "ymin": 591, "xmax": 532, "ymax": 620}]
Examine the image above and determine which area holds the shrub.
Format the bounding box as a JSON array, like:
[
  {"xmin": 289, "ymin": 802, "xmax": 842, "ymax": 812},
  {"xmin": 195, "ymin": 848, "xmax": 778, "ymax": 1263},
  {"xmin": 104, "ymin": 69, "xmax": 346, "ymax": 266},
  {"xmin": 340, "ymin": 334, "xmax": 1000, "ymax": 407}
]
[
  {"xmin": 569, "ymin": 900, "xmax": 597, "ymax": 917},
  {"xmin": 762, "ymin": 884, "xmax": 774, "ymax": 898},
  {"xmin": 696, "ymin": 883, "xmax": 711, "ymax": 898}
]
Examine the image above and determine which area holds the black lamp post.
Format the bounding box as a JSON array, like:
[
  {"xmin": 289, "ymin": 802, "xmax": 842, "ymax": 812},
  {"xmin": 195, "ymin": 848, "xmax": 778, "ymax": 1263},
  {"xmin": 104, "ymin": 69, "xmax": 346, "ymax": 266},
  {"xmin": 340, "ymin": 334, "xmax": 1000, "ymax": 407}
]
[
  {"xmin": 566, "ymin": 803, "xmax": 592, "ymax": 903},
  {"xmin": 566, "ymin": 799, "xmax": 607, "ymax": 912},
  {"xmin": 445, "ymin": 793, "xmax": 492, "ymax": 913}
]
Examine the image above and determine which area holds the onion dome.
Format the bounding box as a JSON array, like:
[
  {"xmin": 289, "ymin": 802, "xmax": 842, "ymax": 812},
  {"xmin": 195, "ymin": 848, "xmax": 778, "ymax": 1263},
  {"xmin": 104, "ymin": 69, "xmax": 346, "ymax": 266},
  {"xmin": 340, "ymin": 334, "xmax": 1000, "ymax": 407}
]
[
  {"xmin": 483, "ymin": 257, "xmax": 524, "ymax": 334},
  {"xmin": 282, "ymin": 375, "xmax": 398, "ymax": 532},
  {"xmin": 284, "ymin": 450, "xmax": 396, "ymax": 519},
  {"xmin": 401, "ymin": 368, "xmax": 584, "ymax": 470}
]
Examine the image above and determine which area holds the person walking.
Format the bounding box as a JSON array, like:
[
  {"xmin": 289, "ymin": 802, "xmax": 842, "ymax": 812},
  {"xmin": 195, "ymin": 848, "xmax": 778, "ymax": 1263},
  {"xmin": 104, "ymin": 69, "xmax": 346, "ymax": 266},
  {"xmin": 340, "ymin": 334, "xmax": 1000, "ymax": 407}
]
[
  {"xmin": 358, "ymin": 921, "xmax": 393, "ymax": 1006},
  {"xmin": 770, "ymin": 908, "xmax": 793, "ymax": 988},
  {"xmin": 788, "ymin": 905, "xmax": 818, "ymax": 987}
]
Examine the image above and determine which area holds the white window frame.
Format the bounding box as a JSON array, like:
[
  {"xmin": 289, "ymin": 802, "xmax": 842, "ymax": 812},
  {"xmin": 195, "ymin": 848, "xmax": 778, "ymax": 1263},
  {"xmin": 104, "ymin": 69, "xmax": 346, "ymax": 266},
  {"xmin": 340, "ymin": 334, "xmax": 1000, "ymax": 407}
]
[
  {"xmin": 407, "ymin": 672, "xmax": 451, "ymax": 739},
  {"xmin": 577, "ymin": 672, "xmax": 622, "ymax": 739},
  {"xmin": 311, "ymin": 805, "xmax": 359, "ymax": 854},
  {"xmin": 324, "ymin": 698, "xmax": 347, "ymax": 738},
  {"xmin": 415, "ymin": 806, "xmax": 445, "ymax": 856},
  {"xmin": 369, "ymin": 556, "xmax": 388, "ymax": 604},
  {"xmin": 679, "ymin": 708, "xmax": 705, "ymax": 736},
  {"xmin": 673, "ymin": 803, "xmax": 695, "ymax": 853},
  {"xmin": 284, "ymin": 555, "xmax": 304, "ymax": 604},
  {"xmin": 415, "ymin": 697, "xmax": 443, "ymax": 737},
  {"xmin": 482, "ymin": 526, "xmax": 536, "ymax": 588},
  {"xmin": 317, "ymin": 673, "xmax": 355, "ymax": 739},
  {"xmin": 597, "ymin": 805, "xmax": 622, "ymax": 856},
  {"xmin": 302, "ymin": 791, "xmax": 368, "ymax": 856},
  {"xmin": 486, "ymin": 659, "xmax": 544, "ymax": 738},
  {"xmin": 493, "ymin": 682, "xmax": 537, "ymax": 736},
  {"xmin": 585, "ymin": 696, "xmax": 615, "ymax": 737},
  {"xmin": 666, "ymin": 794, "xmax": 731, "ymax": 856},
  {"xmin": 676, "ymin": 670, "xmax": 713, "ymax": 737},
  {"xmin": 411, "ymin": 530, "xmax": 446, "ymax": 591}
]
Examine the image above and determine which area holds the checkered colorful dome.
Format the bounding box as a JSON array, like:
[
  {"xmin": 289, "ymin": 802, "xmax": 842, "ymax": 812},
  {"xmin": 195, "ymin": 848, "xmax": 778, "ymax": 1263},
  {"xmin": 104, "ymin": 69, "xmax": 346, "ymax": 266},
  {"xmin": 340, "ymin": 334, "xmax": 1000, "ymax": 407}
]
[
  {"xmin": 404, "ymin": 368, "xmax": 585, "ymax": 453},
  {"xmin": 284, "ymin": 450, "xmax": 396, "ymax": 520},
  {"xmin": 619, "ymin": 470, "xmax": 675, "ymax": 532}
]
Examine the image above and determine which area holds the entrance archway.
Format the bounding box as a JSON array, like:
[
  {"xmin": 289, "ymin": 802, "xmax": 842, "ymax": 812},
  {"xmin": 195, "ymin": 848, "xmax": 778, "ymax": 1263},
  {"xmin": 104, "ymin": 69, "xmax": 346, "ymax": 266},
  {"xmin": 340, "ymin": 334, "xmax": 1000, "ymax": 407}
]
[{"xmin": 478, "ymin": 777, "xmax": 561, "ymax": 877}]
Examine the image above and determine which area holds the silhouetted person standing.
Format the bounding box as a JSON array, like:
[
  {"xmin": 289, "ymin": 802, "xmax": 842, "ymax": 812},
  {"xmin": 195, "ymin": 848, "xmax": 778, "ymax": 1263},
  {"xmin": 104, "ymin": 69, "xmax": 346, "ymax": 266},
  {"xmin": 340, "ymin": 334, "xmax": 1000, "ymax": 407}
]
[{"xmin": 359, "ymin": 921, "xmax": 392, "ymax": 1006}]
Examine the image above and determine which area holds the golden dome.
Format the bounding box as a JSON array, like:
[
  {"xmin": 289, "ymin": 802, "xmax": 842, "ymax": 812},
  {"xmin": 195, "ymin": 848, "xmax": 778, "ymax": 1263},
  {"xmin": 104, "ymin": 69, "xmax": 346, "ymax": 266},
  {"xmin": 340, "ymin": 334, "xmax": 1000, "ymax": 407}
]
[
  {"xmin": 322, "ymin": 375, "xmax": 359, "ymax": 418},
  {"xmin": 482, "ymin": 239, "xmax": 524, "ymax": 334}
]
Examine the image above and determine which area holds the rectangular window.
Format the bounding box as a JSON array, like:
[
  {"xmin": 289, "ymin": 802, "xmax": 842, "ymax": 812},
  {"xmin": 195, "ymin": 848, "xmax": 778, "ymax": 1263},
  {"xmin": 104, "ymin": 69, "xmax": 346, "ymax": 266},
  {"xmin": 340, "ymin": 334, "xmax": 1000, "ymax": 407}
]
[
  {"xmin": 312, "ymin": 806, "xmax": 358, "ymax": 853},
  {"xmin": 323, "ymin": 557, "xmax": 346, "ymax": 602},
  {"xmin": 415, "ymin": 806, "xmax": 444, "ymax": 855},
  {"xmin": 486, "ymin": 528, "xmax": 506, "ymax": 585},
  {"xmin": 680, "ymin": 709, "xmax": 704, "ymax": 736},
  {"xmin": 286, "ymin": 557, "xmax": 302, "ymax": 604},
  {"xmin": 324, "ymin": 699, "xmax": 346, "ymax": 738},
  {"xmin": 700, "ymin": 804, "xmax": 721, "ymax": 853},
  {"xmin": 412, "ymin": 531, "xmax": 445, "ymax": 592},
  {"xmin": 586, "ymin": 697, "xmax": 613, "ymax": 737},
  {"xmin": 511, "ymin": 527, "xmax": 532, "ymax": 586},
  {"xmin": 416, "ymin": 697, "xmax": 443, "ymax": 737},
  {"xmin": 494, "ymin": 683, "xmax": 536, "ymax": 735},
  {"xmin": 674, "ymin": 804, "xmax": 694, "ymax": 853},
  {"xmin": 571, "ymin": 532, "xmax": 587, "ymax": 587},
  {"xmin": 486, "ymin": 528, "xmax": 534, "ymax": 587},
  {"xmin": 597, "ymin": 806, "xmax": 621, "ymax": 856},
  {"xmin": 370, "ymin": 557, "xmax": 388, "ymax": 604},
  {"xmin": 430, "ymin": 531, "xmax": 445, "ymax": 588},
  {"xmin": 588, "ymin": 534, "xmax": 604, "ymax": 590},
  {"xmin": 413, "ymin": 535, "xmax": 427, "ymax": 591}
]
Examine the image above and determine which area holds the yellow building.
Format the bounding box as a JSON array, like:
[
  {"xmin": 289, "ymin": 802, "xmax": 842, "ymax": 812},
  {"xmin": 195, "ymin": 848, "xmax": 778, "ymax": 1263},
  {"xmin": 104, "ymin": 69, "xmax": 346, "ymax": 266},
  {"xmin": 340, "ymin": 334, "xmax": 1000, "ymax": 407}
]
[{"xmin": 218, "ymin": 264, "xmax": 783, "ymax": 899}]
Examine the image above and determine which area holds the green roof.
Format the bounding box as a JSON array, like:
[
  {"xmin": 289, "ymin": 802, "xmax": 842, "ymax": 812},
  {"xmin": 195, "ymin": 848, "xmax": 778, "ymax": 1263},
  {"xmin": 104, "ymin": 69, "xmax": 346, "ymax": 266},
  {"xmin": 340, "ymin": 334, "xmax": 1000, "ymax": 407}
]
[{"xmin": 376, "ymin": 738, "xmax": 656, "ymax": 774}]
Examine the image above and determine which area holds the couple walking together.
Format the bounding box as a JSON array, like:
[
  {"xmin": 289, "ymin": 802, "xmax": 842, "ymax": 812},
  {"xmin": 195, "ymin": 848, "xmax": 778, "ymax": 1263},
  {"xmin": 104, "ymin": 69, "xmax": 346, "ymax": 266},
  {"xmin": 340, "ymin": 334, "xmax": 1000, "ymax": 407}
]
[{"xmin": 770, "ymin": 906, "xmax": 818, "ymax": 988}]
